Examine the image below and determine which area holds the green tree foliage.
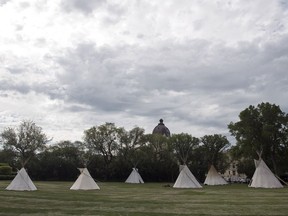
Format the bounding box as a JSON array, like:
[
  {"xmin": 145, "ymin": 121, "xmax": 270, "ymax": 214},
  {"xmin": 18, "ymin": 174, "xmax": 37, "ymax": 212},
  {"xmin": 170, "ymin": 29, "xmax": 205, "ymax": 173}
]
[
  {"xmin": 0, "ymin": 120, "xmax": 238, "ymax": 182},
  {"xmin": 0, "ymin": 120, "xmax": 49, "ymax": 167},
  {"xmin": 27, "ymin": 141, "xmax": 85, "ymax": 180},
  {"xmin": 228, "ymin": 102, "xmax": 288, "ymax": 175},
  {"xmin": 169, "ymin": 133, "xmax": 199, "ymax": 164},
  {"xmin": 84, "ymin": 123, "xmax": 125, "ymax": 179},
  {"xmin": 0, "ymin": 163, "xmax": 14, "ymax": 180},
  {"xmin": 118, "ymin": 126, "xmax": 146, "ymax": 165},
  {"xmin": 200, "ymin": 134, "xmax": 230, "ymax": 172},
  {"xmin": 51, "ymin": 141, "xmax": 86, "ymax": 166},
  {"xmin": 0, "ymin": 148, "xmax": 17, "ymax": 167},
  {"xmin": 0, "ymin": 164, "xmax": 12, "ymax": 175},
  {"xmin": 84, "ymin": 123, "xmax": 124, "ymax": 164},
  {"xmin": 141, "ymin": 134, "xmax": 177, "ymax": 182},
  {"xmin": 86, "ymin": 154, "xmax": 107, "ymax": 181},
  {"xmin": 114, "ymin": 126, "xmax": 146, "ymax": 180},
  {"xmin": 144, "ymin": 134, "xmax": 169, "ymax": 153}
]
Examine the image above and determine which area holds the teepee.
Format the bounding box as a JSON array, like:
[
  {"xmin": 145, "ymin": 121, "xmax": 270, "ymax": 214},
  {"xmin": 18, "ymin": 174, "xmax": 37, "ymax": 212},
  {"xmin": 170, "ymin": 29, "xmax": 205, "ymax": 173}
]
[
  {"xmin": 173, "ymin": 165, "xmax": 202, "ymax": 188},
  {"xmin": 249, "ymin": 158, "xmax": 283, "ymax": 188},
  {"xmin": 125, "ymin": 168, "xmax": 144, "ymax": 183},
  {"xmin": 70, "ymin": 168, "xmax": 100, "ymax": 190},
  {"xmin": 204, "ymin": 165, "xmax": 228, "ymax": 185},
  {"xmin": 6, "ymin": 167, "xmax": 37, "ymax": 191}
]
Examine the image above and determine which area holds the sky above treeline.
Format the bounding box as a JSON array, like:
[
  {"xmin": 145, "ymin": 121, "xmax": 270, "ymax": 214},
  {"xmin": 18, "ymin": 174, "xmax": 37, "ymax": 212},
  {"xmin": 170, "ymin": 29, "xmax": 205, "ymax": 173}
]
[{"xmin": 0, "ymin": 0, "xmax": 288, "ymax": 143}]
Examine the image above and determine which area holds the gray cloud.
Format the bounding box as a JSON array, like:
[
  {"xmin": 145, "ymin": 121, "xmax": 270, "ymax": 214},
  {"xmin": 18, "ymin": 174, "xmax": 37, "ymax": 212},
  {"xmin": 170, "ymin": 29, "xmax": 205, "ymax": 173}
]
[
  {"xmin": 0, "ymin": 0, "xmax": 10, "ymax": 6},
  {"xmin": 279, "ymin": 0, "xmax": 288, "ymax": 10},
  {"xmin": 1, "ymin": 0, "xmax": 288, "ymax": 141},
  {"xmin": 0, "ymin": 79, "xmax": 30, "ymax": 94},
  {"xmin": 49, "ymin": 34, "xmax": 288, "ymax": 133},
  {"xmin": 61, "ymin": 0, "xmax": 106, "ymax": 14}
]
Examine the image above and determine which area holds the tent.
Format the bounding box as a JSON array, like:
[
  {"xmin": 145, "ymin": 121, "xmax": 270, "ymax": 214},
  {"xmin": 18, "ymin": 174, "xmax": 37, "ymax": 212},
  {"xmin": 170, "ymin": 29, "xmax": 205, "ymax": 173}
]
[
  {"xmin": 249, "ymin": 158, "xmax": 283, "ymax": 188},
  {"xmin": 125, "ymin": 167, "xmax": 144, "ymax": 184},
  {"xmin": 70, "ymin": 168, "xmax": 100, "ymax": 190},
  {"xmin": 204, "ymin": 165, "xmax": 228, "ymax": 185},
  {"xmin": 173, "ymin": 165, "xmax": 202, "ymax": 188},
  {"xmin": 6, "ymin": 167, "xmax": 37, "ymax": 191}
]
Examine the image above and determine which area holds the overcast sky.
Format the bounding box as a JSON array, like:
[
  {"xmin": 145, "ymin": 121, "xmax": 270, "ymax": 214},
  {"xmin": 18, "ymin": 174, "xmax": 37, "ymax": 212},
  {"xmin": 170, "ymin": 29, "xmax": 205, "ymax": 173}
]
[{"xmin": 1, "ymin": 0, "xmax": 288, "ymax": 143}]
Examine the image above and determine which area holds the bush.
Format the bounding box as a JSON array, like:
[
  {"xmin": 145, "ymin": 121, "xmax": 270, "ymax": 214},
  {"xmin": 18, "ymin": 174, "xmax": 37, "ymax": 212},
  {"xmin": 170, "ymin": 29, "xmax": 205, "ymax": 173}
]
[
  {"xmin": 0, "ymin": 175, "xmax": 15, "ymax": 180},
  {"xmin": 0, "ymin": 166, "xmax": 12, "ymax": 175},
  {"xmin": 0, "ymin": 163, "xmax": 9, "ymax": 167}
]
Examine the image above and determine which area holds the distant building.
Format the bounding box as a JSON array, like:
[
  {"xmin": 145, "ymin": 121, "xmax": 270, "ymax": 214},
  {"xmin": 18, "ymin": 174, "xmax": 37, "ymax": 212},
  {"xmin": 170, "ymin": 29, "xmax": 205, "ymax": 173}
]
[
  {"xmin": 152, "ymin": 119, "xmax": 170, "ymax": 137},
  {"xmin": 223, "ymin": 160, "xmax": 247, "ymax": 183}
]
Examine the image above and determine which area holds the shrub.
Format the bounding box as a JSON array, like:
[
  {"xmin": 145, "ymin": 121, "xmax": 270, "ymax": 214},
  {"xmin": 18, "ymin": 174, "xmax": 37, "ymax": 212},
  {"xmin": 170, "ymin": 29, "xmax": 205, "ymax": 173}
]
[
  {"xmin": 0, "ymin": 175, "xmax": 15, "ymax": 180},
  {"xmin": 0, "ymin": 166, "xmax": 12, "ymax": 175}
]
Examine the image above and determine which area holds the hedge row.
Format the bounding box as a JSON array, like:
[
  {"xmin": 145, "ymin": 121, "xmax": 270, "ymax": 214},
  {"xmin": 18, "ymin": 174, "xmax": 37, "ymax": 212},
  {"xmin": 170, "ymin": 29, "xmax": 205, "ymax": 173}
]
[
  {"xmin": 0, "ymin": 166, "xmax": 12, "ymax": 175},
  {"xmin": 0, "ymin": 175, "xmax": 15, "ymax": 180}
]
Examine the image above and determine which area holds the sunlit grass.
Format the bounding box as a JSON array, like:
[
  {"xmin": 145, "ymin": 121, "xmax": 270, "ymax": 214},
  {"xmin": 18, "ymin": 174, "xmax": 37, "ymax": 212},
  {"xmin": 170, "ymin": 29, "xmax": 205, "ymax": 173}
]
[{"xmin": 0, "ymin": 181, "xmax": 287, "ymax": 216}]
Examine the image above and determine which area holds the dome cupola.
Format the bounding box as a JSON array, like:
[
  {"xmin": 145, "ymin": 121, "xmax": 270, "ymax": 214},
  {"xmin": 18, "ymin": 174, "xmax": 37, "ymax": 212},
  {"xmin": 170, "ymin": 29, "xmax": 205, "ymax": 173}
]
[{"xmin": 152, "ymin": 119, "xmax": 170, "ymax": 137}]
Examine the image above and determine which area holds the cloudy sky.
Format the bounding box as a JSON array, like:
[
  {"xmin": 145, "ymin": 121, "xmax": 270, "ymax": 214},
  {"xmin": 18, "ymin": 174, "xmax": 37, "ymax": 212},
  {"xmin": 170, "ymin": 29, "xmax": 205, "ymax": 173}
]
[{"xmin": 0, "ymin": 0, "xmax": 288, "ymax": 143}]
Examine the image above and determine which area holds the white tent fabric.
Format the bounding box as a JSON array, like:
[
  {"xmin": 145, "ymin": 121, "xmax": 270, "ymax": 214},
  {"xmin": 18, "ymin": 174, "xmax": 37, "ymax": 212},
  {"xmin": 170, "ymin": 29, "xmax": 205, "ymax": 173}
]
[
  {"xmin": 173, "ymin": 165, "xmax": 202, "ymax": 188},
  {"xmin": 70, "ymin": 168, "xmax": 100, "ymax": 190},
  {"xmin": 204, "ymin": 165, "xmax": 228, "ymax": 185},
  {"xmin": 125, "ymin": 168, "xmax": 144, "ymax": 184},
  {"xmin": 249, "ymin": 159, "xmax": 283, "ymax": 188},
  {"xmin": 6, "ymin": 167, "xmax": 37, "ymax": 191}
]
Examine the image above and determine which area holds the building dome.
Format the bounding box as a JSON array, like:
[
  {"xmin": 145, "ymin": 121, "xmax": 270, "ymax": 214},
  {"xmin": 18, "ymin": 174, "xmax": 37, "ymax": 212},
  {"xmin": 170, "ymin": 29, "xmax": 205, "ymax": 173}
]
[{"xmin": 152, "ymin": 119, "xmax": 170, "ymax": 137}]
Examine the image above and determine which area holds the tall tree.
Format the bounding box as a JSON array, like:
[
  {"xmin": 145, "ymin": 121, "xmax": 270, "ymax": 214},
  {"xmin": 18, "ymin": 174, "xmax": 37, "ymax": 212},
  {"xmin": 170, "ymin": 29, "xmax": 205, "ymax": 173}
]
[
  {"xmin": 140, "ymin": 134, "xmax": 176, "ymax": 182},
  {"xmin": 169, "ymin": 133, "xmax": 199, "ymax": 164},
  {"xmin": 144, "ymin": 134, "xmax": 170, "ymax": 157},
  {"xmin": 118, "ymin": 126, "xmax": 145, "ymax": 164},
  {"xmin": 28, "ymin": 141, "xmax": 84, "ymax": 181},
  {"xmin": 114, "ymin": 126, "xmax": 146, "ymax": 180},
  {"xmin": 49, "ymin": 140, "xmax": 85, "ymax": 166},
  {"xmin": 83, "ymin": 122, "xmax": 124, "ymax": 179},
  {"xmin": 228, "ymin": 102, "xmax": 288, "ymax": 174},
  {"xmin": 200, "ymin": 134, "xmax": 230, "ymax": 172},
  {"xmin": 0, "ymin": 120, "xmax": 49, "ymax": 167}
]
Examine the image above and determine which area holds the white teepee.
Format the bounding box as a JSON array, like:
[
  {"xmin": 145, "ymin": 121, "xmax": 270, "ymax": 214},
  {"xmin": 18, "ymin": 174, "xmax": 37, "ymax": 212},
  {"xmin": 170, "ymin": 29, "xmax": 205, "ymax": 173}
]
[
  {"xmin": 173, "ymin": 165, "xmax": 202, "ymax": 188},
  {"xmin": 125, "ymin": 168, "xmax": 144, "ymax": 183},
  {"xmin": 204, "ymin": 165, "xmax": 228, "ymax": 185},
  {"xmin": 249, "ymin": 159, "xmax": 283, "ymax": 188},
  {"xmin": 6, "ymin": 167, "xmax": 37, "ymax": 191},
  {"xmin": 70, "ymin": 168, "xmax": 100, "ymax": 190}
]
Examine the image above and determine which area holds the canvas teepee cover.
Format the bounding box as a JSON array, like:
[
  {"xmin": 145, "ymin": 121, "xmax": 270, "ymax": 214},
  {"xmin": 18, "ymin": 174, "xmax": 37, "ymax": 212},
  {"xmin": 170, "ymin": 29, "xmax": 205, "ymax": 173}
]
[
  {"xmin": 249, "ymin": 159, "xmax": 283, "ymax": 188},
  {"xmin": 70, "ymin": 168, "xmax": 100, "ymax": 190},
  {"xmin": 204, "ymin": 165, "xmax": 228, "ymax": 185},
  {"xmin": 6, "ymin": 167, "xmax": 37, "ymax": 191},
  {"xmin": 125, "ymin": 168, "xmax": 144, "ymax": 183},
  {"xmin": 173, "ymin": 165, "xmax": 202, "ymax": 188}
]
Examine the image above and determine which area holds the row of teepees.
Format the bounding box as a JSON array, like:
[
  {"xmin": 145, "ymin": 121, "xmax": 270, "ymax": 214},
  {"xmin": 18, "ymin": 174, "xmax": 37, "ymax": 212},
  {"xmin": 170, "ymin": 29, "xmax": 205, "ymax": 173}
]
[{"xmin": 5, "ymin": 156, "xmax": 284, "ymax": 191}]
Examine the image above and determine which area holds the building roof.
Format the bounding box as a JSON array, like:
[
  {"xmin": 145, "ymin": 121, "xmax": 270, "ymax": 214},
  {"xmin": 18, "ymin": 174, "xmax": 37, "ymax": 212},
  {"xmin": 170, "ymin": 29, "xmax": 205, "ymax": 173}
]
[{"xmin": 152, "ymin": 119, "xmax": 170, "ymax": 137}]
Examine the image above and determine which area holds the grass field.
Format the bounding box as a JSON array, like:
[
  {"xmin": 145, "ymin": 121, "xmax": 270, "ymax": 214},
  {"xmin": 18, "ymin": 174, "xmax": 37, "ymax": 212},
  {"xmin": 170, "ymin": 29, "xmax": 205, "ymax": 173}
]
[{"xmin": 0, "ymin": 181, "xmax": 287, "ymax": 216}]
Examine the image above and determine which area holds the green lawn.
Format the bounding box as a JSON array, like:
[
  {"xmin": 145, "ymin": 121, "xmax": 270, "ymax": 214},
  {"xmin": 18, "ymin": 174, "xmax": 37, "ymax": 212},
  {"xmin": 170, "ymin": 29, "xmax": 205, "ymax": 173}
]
[{"xmin": 0, "ymin": 181, "xmax": 287, "ymax": 216}]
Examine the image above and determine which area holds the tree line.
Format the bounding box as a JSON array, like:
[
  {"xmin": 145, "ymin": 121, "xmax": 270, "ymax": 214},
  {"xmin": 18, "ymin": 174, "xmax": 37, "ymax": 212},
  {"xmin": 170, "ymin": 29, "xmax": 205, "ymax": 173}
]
[{"xmin": 0, "ymin": 102, "xmax": 288, "ymax": 182}]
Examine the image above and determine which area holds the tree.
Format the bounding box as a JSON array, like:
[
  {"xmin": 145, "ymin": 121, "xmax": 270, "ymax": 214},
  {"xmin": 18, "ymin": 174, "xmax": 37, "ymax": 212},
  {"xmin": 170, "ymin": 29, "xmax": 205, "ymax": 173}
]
[
  {"xmin": 0, "ymin": 148, "xmax": 17, "ymax": 167},
  {"xmin": 0, "ymin": 120, "xmax": 49, "ymax": 167},
  {"xmin": 228, "ymin": 102, "xmax": 288, "ymax": 175},
  {"xmin": 200, "ymin": 134, "xmax": 230, "ymax": 172},
  {"xmin": 114, "ymin": 126, "xmax": 146, "ymax": 180},
  {"xmin": 143, "ymin": 134, "xmax": 170, "ymax": 158},
  {"xmin": 83, "ymin": 122, "xmax": 125, "ymax": 179},
  {"xmin": 169, "ymin": 133, "xmax": 199, "ymax": 164},
  {"xmin": 28, "ymin": 140, "xmax": 85, "ymax": 181},
  {"xmin": 49, "ymin": 141, "xmax": 85, "ymax": 166},
  {"xmin": 118, "ymin": 126, "xmax": 145, "ymax": 165},
  {"xmin": 139, "ymin": 134, "xmax": 177, "ymax": 182}
]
